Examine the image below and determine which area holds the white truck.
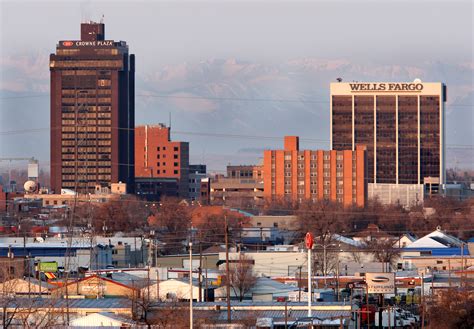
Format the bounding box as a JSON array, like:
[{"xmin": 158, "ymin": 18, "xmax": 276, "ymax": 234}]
[{"xmin": 375, "ymin": 309, "xmax": 414, "ymax": 328}]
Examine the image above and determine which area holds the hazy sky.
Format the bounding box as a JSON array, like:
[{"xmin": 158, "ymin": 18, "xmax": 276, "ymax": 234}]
[
  {"xmin": 1, "ymin": 0, "xmax": 472, "ymax": 66},
  {"xmin": 0, "ymin": 0, "xmax": 473, "ymax": 173}
]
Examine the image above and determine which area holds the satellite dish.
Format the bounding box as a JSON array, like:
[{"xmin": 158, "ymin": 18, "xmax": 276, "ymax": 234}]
[
  {"xmin": 24, "ymin": 180, "xmax": 38, "ymax": 193},
  {"xmin": 413, "ymin": 78, "xmax": 422, "ymax": 83}
]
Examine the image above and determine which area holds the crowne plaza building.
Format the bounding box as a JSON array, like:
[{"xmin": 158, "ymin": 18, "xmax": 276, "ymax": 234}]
[
  {"xmin": 50, "ymin": 22, "xmax": 135, "ymax": 194},
  {"xmin": 331, "ymin": 81, "xmax": 446, "ymax": 187}
]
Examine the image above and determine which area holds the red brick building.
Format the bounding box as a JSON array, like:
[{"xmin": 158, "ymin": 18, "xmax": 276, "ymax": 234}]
[
  {"xmin": 263, "ymin": 136, "xmax": 367, "ymax": 207},
  {"xmin": 135, "ymin": 125, "xmax": 189, "ymax": 198}
]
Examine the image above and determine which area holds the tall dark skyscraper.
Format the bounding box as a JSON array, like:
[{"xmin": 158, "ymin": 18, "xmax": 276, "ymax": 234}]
[
  {"xmin": 331, "ymin": 81, "xmax": 446, "ymax": 186},
  {"xmin": 50, "ymin": 22, "xmax": 135, "ymax": 194}
]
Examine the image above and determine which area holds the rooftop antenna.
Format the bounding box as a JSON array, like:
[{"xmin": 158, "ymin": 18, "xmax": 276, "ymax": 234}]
[
  {"xmin": 100, "ymin": 14, "xmax": 104, "ymax": 24},
  {"xmin": 169, "ymin": 112, "xmax": 171, "ymax": 128}
]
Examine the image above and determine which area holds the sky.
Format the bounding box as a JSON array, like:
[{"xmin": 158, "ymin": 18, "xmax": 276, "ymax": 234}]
[{"xmin": 0, "ymin": 0, "xmax": 473, "ymax": 174}]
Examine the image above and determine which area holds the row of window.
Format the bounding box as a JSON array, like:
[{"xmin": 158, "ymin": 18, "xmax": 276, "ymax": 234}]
[
  {"xmin": 62, "ymin": 133, "xmax": 111, "ymax": 139},
  {"xmin": 155, "ymin": 154, "xmax": 179, "ymax": 159},
  {"xmin": 62, "ymin": 119, "xmax": 112, "ymax": 126},
  {"xmin": 156, "ymin": 146, "xmax": 180, "ymax": 152},
  {"xmin": 62, "ymin": 126, "xmax": 111, "ymax": 132},
  {"xmin": 62, "ymin": 140, "xmax": 111, "ymax": 146},
  {"xmin": 156, "ymin": 162, "xmax": 179, "ymax": 167},
  {"xmin": 156, "ymin": 169, "xmax": 179, "ymax": 175}
]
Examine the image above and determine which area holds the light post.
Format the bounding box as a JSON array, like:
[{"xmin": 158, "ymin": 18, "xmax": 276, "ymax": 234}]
[
  {"xmin": 189, "ymin": 241, "xmax": 193, "ymax": 329},
  {"xmin": 305, "ymin": 232, "xmax": 314, "ymax": 318}
]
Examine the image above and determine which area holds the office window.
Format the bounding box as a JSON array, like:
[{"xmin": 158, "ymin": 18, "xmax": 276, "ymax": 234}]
[
  {"xmin": 174, "ymin": 146, "xmax": 179, "ymax": 151},
  {"xmin": 174, "ymin": 170, "xmax": 178, "ymax": 174},
  {"xmin": 174, "ymin": 154, "xmax": 178, "ymax": 159},
  {"xmin": 174, "ymin": 162, "xmax": 178, "ymax": 167}
]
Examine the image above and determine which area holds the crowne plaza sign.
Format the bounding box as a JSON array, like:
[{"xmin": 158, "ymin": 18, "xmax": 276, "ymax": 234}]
[
  {"xmin": 349, "ymin": 82, "xmax": 424, "ymax": 92},
  {"xmin": 61, "ymin": 40, "xmax": 114, "ymax": 47}
]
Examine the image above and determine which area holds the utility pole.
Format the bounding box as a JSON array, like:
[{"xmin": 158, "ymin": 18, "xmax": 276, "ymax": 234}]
[
  {"xmin": 225, "ymin": 216, "xmax": 231, "ymax": 323},
  {"xmin": 421, "ymin": 273, "xmax": 425, "ymax": 329},
  {"xmin": 460, "ymin": 243, "xmax": 465, "ymax": 288},
  {"xmin": 199, "ymin": 241, "xmax": 203, "ymax": 302},
  {"xmin": 298, "ymin": 266, "xmax": 302, "ymax": 302},
  {"xmin": 205, "ymin": 257, "xmax": 209, "ymax": 302},
  {"xmin": 189, "ymin": 241, "xmax": 193, "ymax": 329}
]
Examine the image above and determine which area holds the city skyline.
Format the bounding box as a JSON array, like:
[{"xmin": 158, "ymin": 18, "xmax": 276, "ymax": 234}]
[{"xmin": 0, "ymin": 0, "xmax": 473, "ymax": 173}]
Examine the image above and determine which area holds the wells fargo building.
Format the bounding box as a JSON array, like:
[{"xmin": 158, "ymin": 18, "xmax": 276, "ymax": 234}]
[
  {"xmin": 330, "ymin": 81, "xmax": 446, "ymax": 186},
  {"xmin": 50, "ymin": 22, "xmax": 135, "ymax": 193}
]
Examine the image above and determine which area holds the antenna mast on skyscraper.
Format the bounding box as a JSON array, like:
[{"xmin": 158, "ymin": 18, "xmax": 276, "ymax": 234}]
[{"xmin": 100, "ymin": 14, "xmax": 104, "ymax": 23}]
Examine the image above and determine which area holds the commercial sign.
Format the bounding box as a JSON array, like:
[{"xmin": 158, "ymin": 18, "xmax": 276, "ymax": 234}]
[
  {"xmin": 305, "ymin": 232, "xmax": 314, "ymax": 249},
  {"xmin": 61, "ymin": 40, "xmax": 114, "ymax": 47},
  {"xmin": 39, "ymin": 261, "xmax": 58, "ymax": 272},
  {"xmin": 349, "ymin": 83, "xmax": 423, "ymax": 92},
  {"xmin": 366, "ymin": 272, "xmax": 395, "ymax": 294}
]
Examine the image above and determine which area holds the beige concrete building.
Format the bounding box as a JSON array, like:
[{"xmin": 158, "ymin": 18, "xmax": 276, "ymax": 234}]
[
  {"xmin": 210, "ymin": 177, "xmax": 264, "ymax": 206},
  {"xmin": 53, "ymin": 275, "xmax": 141, "ymax": 298},
  {"xmin": 248, "ymin": 215, "xmax": 299, "ymax": 230}
]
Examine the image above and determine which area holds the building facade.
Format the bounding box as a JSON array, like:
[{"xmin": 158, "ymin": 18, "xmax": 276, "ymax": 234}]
[
  {"xmin": 189, "ymin": 164, "xmax": 207, "ymax": 201},
  {"xmin": 135, "ymin": 124, "xmax": 189, "ymax": 198},
  {"xmin": 210, "ymin": 177, "xmax": 264, "ymax": 207},
  {"xmin": 227, "ymin": 165, "xmax": 263, "ymax": 180},
  {"xmin": 263, "ymin": 136, "xmax": 367, "ymax": 207},
  {"xmin": 50, "ymin": 22, "xmax": 135, "ymax": 194},
  {"xmin": 330, "ymin": 81, "xmax": 446, "ymax": 187}
]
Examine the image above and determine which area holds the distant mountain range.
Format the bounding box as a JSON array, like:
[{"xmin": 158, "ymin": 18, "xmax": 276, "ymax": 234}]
[{"xmin": 1, "ymin": 55, "xmax": 472, "ymax": 170}]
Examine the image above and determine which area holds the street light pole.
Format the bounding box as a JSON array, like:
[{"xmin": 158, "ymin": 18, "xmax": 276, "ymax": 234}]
[
  {"xmin": 308, "ymin": 245, "xmax": 312, "ymax": 318},
  {"xmin": 305, "ymin": 232, "xmax": 314, "ymax": 319},
  {"xmin": 189, "ymin": 241, "xmax": 193, "ymax": 329}
]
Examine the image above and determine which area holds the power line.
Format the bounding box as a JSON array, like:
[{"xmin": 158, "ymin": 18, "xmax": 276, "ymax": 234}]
[
  {"xmin": 1, "ymin": 126, "xmax": 473, "ymax": 149},
  {"xmin": 0, "ymin": 92, "xmax": 473, "ymax": 107}
]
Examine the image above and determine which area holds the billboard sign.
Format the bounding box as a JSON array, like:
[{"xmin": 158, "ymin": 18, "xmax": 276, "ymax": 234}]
[
  {"xmin": 39, "ymin": 261, "xmax": 58, "ymax": 272},
  {"xmin": 366, "ymin": 272, "xmax": 395, "ymax": 294}
]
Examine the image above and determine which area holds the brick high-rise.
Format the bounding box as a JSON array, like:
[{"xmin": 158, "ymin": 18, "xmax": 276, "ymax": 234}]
[
  {"xmin": 135, "ymin": 125, "xmax": 189, "ymax": 198},
  {"xmin": 50, "ymin": 22, "xmax": 135, "ymax": 193},
  {"xmin": 263, "ymin": 136, "xmax": 367, "ymax": 207}
]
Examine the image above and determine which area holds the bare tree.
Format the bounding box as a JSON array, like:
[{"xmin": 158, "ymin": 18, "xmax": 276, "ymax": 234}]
[
  {"xmin": 194, "ymin": 208, "xmax": 248, "ymax": 250},
  {"xmin": 0, "ymin": 259, "xmax": 25, "ymax": 328},
  {"xmin": 224, "ymin": 254, "xmax": 257, "ymax": 302},
  {"xmin": 364, "ymin": 239, "xmax": 400, "ymax": 271},
  {"xmin": 427, "ymin": 287, "xmax": 474, "ymax": 329},
  {"xmin": 147, "ymin": 302, "xmax": 191, "ymax": 328},
  {"xmin": 149, "ymin": 197, "xmax": 192, "ymax": 255},
  {"xmin": 296, "ymin": 200, "xmax": 349, "ymax": 275},
  {"xmin": 15, "ymin": 298, "xmax": 66, "ymax": 328}
]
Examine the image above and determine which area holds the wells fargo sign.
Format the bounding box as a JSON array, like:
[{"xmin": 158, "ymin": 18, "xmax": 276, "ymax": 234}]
[{"xmin": 349, "ymin": 83, "xmax": 424, "ymax": 92}]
